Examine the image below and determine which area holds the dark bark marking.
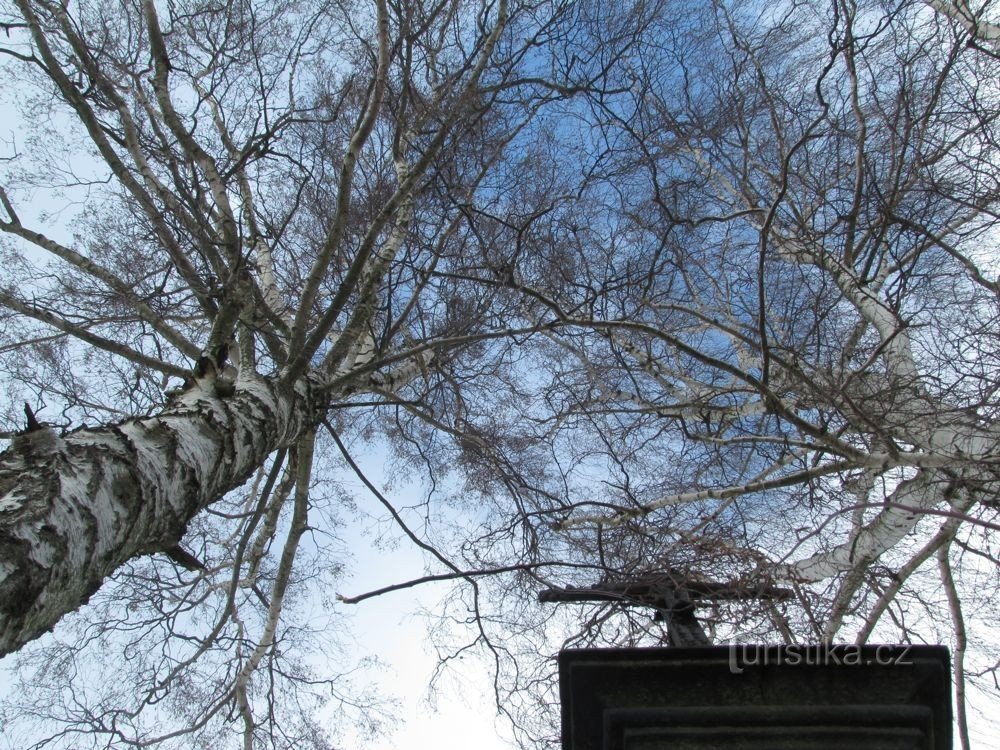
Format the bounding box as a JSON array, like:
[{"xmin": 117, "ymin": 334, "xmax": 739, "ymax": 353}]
[{"xmin": 0, "ymin": 535, "xmax": 46, "ymax": 620}]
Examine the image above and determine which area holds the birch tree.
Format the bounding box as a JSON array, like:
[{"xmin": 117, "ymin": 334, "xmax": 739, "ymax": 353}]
[
  {"xmin": 2, "ymin": 0, "xmax": 1000, "ymax": 748},
  {"xmin": 0, "ymin": 0, "xmax": 610, "ymax": 745},
  {"xmin": 464, "ymin": 1, "xmax": 1000, "ymax": 746}
]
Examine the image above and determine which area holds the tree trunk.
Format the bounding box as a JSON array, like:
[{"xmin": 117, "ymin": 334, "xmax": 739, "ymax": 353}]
[{"xmin": 0, "ymin": 372, "xmax": 322, "ymax": 656}]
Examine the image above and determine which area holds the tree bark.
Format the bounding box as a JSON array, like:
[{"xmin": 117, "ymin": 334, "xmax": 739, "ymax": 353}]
[{"xmin": 0, "ymin": 372, "xmax": 322, "ymax": 656}]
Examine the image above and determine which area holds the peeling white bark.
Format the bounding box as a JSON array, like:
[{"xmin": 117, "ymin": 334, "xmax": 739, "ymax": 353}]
[
  {"xmin": 778, "ymin": 473, "xmax": 938, "ymax": 583},
  {"xmin": 756, "ymin": 232, "xmax": 1000, "ymax": 581},
  {"xmin": 926, "ymin": 0, "xmax": 1000, "ymax": 44},
  {"xmin": 0, "ymin": 371, "xmax": 322, "ymax": 656}
]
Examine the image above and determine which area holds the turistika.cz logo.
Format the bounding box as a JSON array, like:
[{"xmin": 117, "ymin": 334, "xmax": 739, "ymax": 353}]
[{"xmin": 727, "ymin": 644, "xmax": 913, "ymax": 674}]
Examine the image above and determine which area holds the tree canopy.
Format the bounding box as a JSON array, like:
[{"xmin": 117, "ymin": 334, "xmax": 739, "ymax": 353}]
[{"xmin": 1, "ymin": 0, "xmax": 999, "ymax": 747}]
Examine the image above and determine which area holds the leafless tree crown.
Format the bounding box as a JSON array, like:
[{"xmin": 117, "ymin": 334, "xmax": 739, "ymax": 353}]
[{"xmin": 0, "ymin": 0, "xmax": 999, "ymax": 747}]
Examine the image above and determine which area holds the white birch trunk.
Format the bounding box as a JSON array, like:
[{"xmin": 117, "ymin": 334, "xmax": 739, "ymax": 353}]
[{"xmin": 0, "ymin": 372, "xmax": 321, "ymax": 656}]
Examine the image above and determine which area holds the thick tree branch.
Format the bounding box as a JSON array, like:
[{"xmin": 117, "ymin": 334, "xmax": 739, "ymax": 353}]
[{"xmin": 0, "ymin": 372, "xmax": 323, "ymax": 656}]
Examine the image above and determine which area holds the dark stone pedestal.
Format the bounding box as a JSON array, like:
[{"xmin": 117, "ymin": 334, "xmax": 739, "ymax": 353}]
[{"xmin": 559, "ymin": 645, "xmax": 951, "ymax": 750}]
